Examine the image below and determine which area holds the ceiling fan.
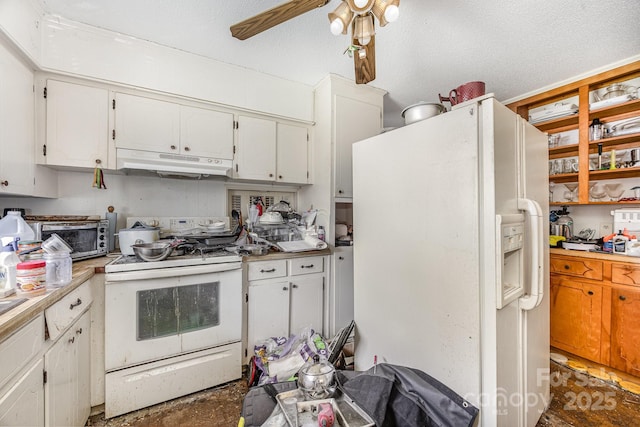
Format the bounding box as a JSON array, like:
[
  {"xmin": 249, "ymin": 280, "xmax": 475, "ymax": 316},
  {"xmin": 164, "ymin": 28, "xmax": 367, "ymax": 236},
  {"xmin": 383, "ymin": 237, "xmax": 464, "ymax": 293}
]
[{"xmin": 230, "ymin": 0, "xmax": 400, "ymax": 85}]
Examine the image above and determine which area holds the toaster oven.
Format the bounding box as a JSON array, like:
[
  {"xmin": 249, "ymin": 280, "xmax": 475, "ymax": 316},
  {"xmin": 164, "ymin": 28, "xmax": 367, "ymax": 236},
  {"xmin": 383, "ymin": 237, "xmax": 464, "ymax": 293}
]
[{"xmin": 28, "ymin": 219, "xmax": 109, "ymax": 260}]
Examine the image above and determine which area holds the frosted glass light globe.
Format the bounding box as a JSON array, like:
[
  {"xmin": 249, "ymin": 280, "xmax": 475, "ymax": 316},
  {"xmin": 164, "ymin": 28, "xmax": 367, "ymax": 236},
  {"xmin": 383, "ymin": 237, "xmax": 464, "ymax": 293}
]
[
  {"xmin": 330, "ymin": 18, "xmax": 344, "ymax": 35},
  {"xmin": 354, "ymin": 0, "xmax": 369, "ymax": 8},
  {"xmin": 384, "ymin": 5, "xmax": 399, "ymax": 22},
  {"xmin": 358, "ymin": 36, "xmax": 371, "ymax": 45}
]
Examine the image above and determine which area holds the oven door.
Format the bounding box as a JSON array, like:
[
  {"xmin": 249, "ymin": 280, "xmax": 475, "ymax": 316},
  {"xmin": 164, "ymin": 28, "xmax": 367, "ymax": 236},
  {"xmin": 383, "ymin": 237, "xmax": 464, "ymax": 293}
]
[{"xmin": 105, "ymin": 266, "xmax": 241, "ymax": 371}]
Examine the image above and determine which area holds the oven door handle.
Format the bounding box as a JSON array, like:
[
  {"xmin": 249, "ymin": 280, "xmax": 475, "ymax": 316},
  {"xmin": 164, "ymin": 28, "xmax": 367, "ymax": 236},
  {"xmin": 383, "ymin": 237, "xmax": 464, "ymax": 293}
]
[{"xmin": 105, "ymin": 262, "xmax": 241, "ymax": 282}]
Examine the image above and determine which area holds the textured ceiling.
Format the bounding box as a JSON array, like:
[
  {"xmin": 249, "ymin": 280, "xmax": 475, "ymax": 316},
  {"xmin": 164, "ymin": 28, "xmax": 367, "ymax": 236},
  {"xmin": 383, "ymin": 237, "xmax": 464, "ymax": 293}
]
[{"xmin": 40, "ymin": 0, "xmax": 640, "ymax": 128}]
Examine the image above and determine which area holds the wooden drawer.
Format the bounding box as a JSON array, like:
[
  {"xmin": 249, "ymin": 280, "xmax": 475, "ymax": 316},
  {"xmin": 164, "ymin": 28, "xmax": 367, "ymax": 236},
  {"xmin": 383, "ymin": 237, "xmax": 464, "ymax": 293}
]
[
  {"xmin": 290, "ymin": 256, "xmax": 324, "ymax": 276},
  {"xmin": 247, "ymin": 260, "xmax": 287, "ymax": 281},
  {"xmin": 0, "ymin": 313, "xmax": 44, "ymax": 391},
  {"xmin": 45, "ymin": 281, "xmax": 93, "ymax": 341},
  {"xmin": 611, "ymin": 263, "xmax": 640, "ymax": 287},
  {"xmin": 549, "ymin": 256, "xmax": 603, "ymax": 280}
]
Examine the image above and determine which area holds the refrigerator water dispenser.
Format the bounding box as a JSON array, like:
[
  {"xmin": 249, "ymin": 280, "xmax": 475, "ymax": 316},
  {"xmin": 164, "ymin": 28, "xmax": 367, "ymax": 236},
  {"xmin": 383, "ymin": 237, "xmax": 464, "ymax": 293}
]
[{"xmin": 496, "ymin": 214, "xmax": 525, "ymax": 309}]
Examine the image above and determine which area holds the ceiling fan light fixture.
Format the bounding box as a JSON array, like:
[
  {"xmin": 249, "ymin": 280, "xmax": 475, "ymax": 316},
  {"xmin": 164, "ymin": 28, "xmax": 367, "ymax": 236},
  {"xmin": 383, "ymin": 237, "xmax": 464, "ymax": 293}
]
[
  {"xmin": 372, "ymin": 0, "xmax": 400, "ymax": 26},
  {"xmin": 328, "ymin": 1, "xmax": 354, "ymax": 35},
  {"xmin": 354, "ymin": 13, "xmax": 375, "ymax": 46},
  {"xmin": 346, "ymin": 0, "xmax": 375, "ymax": 14}
]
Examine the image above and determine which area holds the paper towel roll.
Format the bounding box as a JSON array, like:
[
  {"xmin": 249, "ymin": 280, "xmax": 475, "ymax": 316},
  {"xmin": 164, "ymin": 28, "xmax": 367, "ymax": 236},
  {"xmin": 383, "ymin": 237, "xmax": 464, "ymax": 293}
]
[{"xmin": 304, "ymin": 235, "xmax": 328, "ymax": 250}]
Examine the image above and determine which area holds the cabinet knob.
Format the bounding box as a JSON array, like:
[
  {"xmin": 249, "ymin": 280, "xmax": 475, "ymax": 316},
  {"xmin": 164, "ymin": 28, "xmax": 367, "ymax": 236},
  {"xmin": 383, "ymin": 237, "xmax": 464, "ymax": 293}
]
[
  {"xmin": 278, "ymin": 175, "xmax": 283, "ymax": 179},
  {"xmin": 338, "ymin": 190, "xmax": 343, "ymax": 194},
  {"xmin": 95, "ymin": 159, "xmax": 102, "ymax": 164},
  {"xmin": 184, "ymin": 146, "xmax": 190, "ymax": 152},
  {"xmin": 0, "ymin": 180, "xmax": 8, "ymax": 187},
  {"xmin": 563, "ymin": 265, "xmax": 570, "ymax": 270},
  {"xmin": 588, "ymin": 291, "xmax": 594, "ymax": 295},
  {"xmin": 282, "ymin": 286, "xmax": 288, "ymax": 291},
  {"xmin": 292, "ymin": 284, "xmax": 298, "ymax": 289},
  {"xmin": 269, "ymin": 173, "xmax": 274, "ymax": 177},
  {"xmin": 76, "ymin": 327, "xmax": 83, "ymax": 335},
  {"xmin": 170, "ymin": 145, "xmax": 177, "ymax": 150},
  {"xmin": 338, "ymin": 256, "xmax": 344, "ymax": 260},
  {"xmin": 68, "ymin": 336, "xmax": 75, "ymax": 344},
  {"xmin": 619, "ymin": 295, "xmax": 627, "ymax": 301}
]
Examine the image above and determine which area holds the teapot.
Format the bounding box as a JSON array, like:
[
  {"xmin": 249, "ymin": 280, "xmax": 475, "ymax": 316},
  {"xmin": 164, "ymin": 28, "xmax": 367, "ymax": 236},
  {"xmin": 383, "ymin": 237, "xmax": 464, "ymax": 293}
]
[{"xmin": 439, "ymin": 81, "xmax": 486, "ymax": 106}]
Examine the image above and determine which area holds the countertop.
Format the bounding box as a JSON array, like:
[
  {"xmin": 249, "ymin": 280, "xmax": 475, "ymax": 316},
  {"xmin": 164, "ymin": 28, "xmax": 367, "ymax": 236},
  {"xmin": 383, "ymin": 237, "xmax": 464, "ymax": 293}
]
[
  {"xmin": 0, "ymin": 256, "xmax": 115, "ymax": 342},
  {"xmin": 550, "ymin": 247, "xmax": 640, "ymax": 264}
]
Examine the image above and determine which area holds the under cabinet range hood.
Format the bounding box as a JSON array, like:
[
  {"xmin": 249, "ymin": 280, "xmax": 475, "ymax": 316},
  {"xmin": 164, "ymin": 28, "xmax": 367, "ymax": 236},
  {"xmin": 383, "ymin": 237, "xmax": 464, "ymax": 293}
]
[{"xmin": 116, "ymin": 148, "xmax": 232, "ymax": 178}]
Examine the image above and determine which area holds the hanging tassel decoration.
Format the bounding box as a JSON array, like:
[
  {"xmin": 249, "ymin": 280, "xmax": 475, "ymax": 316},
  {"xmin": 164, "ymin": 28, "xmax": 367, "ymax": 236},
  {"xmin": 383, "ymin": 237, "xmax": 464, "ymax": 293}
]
[{"xmin": 92, "ymin": 161, "xmax": 107, "ymax": 189}]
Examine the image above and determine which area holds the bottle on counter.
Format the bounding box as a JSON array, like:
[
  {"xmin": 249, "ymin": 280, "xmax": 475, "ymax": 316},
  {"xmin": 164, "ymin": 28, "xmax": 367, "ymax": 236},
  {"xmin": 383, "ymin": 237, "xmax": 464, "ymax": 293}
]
[
  {"xmin": 0, "ymin": 237, "xmax": 20, "ymax": 297},
  {"xmin": 612, "ymin": 230, "xmax": 629, "ymax": 254},
  {"xmin": 318, "ymin": 226, "xmax": 325, "ymax": 242},
  {"xmin": 0, "ymin": 211, "xmax": 35, "ymax": 241}
]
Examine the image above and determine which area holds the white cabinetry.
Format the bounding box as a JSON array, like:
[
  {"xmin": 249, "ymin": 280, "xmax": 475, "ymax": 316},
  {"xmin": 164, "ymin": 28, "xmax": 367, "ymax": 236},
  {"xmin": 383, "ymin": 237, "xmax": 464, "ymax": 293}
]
[
  {"xmin": 0, "ymin": 39, "xmax": 34, "ymax": 196},
  {"xmin": 44, "ymin": 311, "xmax": 90, "ymax": 427},
  {"xmin": 245, "ymin": 255, "xmax": 326, "ymax": 361},
  {"xmin": 331, "ymin": 246, "xmax": 354, "ymax": 336},
  {"xmin": 43, "ymin": 79, "xmax": 110, "ymax": 169},
  {"xmin": 114, "ymin": 92, "xmax": 234, "ymax": 159},
  {"xmin": 234, "ymin": 116, "xmax": 309, "ymax": 184}
]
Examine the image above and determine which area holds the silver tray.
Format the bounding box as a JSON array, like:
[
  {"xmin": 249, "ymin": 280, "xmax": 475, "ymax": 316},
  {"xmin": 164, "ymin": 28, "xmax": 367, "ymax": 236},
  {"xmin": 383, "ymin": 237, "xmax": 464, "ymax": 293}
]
[{"xmin": 276, "ymin": 389, "xmax": 374, "ymax": 427}]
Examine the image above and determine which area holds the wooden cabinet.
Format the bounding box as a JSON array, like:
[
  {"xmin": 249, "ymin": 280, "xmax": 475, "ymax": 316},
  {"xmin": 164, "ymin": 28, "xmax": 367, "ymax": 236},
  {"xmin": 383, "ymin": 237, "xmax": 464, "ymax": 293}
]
[
  {"xmin": 507, "ymin": 61, "xmax": 640, "ymax": 206},
  {"xmin": 43, "ymin": 79, "xmax": 110, "ymax": 169},
  {"xmin": 114, "ymin": 92, "xmax": 234, "ymax": 159},
  {"xmin": 0, "ymin": 38, "xmax": 35, "ymax": 196},
  {"xmin": 234, "ymin": 116, "xmax": 309, "ymax": 184},
  {"xmin": 550, "ymin": 274, "xmax": 603, "ymax": 362},
  {"xmin": 550, "ymin": 250, "xmax": 640, "ymax": 375},
  {"xmin": 245, "ymin": 255, "xmax": 326, "ymax": 361}
]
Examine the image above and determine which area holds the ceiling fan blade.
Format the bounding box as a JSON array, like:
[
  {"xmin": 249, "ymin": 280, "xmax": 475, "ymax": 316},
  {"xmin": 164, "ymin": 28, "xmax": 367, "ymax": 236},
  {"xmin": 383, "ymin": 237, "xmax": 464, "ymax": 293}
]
[
  {"xmin": 353, "ymin": 35, "xmax": 376, "ymax": 84},
  {"xmin": 231, "ymin": 0, "xmax": 330, "ymax": 40}
]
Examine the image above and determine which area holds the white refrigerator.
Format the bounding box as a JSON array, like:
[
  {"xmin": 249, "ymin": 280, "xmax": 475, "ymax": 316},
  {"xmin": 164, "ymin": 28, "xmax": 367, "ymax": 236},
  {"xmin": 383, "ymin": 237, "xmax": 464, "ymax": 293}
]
[{"xmin": 352, "ymin": 95, "xmax": 549, "ymax": 427}]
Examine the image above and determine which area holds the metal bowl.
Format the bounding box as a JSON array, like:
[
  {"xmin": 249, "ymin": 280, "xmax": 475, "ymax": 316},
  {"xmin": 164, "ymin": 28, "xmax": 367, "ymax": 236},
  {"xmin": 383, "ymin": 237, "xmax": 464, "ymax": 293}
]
[
  {"xmin": 297, "ymin": 356, "xmax": 336, "ymax": 400},
  {"xmin": 131, "ymin": 241, "xmax": 175, "ymax": 261},
  {"xmin": 401, "ymin": 102, "xmax": 446, "ymax": 125}
]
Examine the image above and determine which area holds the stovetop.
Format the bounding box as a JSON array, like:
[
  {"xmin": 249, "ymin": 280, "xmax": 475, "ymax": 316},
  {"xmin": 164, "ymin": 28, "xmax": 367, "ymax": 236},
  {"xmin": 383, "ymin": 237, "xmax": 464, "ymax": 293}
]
[{"xmin": 105, "ymin": 250, "xmax": 242, "ymax": 273}]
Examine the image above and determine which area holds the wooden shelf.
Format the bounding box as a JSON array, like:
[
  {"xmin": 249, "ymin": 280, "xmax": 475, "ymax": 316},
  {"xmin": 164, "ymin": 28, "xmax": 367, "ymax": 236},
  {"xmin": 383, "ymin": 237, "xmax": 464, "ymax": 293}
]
[
  {"xmin": 532, "ymin": 114, "xmax": 579, "ymax": 132},
  {"xmin": 589, "ymin": 167, "xmax": 640, "ymax": 180},
  {"xmin": 589, "ymin": 98, "xmax": 640, "ymax": 121}
]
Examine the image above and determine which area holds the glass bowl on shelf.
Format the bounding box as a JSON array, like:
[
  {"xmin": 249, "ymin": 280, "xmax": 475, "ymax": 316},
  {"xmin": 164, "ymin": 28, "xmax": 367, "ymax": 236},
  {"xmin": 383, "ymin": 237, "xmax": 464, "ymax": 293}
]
[
  {"xmin": 604, "ymin": 183, "xmax": 624, "ymax": 201},
  {"xmin": 563, "ymin": 182, "xmax": 578, "ymax": 202}
]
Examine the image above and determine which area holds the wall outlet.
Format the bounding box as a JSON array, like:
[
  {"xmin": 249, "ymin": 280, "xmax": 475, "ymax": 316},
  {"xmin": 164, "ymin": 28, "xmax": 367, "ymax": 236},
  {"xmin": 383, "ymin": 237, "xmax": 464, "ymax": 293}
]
[{"xmin": 600, "ymin": 222, "xmax": 612, "ymax": 237}]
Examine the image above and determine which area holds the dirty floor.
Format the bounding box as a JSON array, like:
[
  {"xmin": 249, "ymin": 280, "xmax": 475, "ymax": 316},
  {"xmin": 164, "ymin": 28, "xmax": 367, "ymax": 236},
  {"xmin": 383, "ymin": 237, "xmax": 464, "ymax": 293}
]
[{"xmin": 87, "ymin": 361, "xmax": 640, "ymax": 427}]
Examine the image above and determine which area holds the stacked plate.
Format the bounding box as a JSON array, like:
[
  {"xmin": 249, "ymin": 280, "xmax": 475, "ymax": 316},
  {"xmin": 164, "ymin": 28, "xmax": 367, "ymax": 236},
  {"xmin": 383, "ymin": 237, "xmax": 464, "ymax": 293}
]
[
  {"xmin": 529, "ymin": 103, "xmax": 579, "ymax": 124},
  {"xmin": 199, "ymin": 221, "xmax": 228, "ymax": 232}
]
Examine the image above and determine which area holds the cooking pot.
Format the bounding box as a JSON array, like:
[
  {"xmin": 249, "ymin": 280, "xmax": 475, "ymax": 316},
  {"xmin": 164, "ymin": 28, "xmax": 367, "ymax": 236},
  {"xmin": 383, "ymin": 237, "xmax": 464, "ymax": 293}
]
[
  {"xmin": 297, "ymin": 355, "xmax": 336, "ymax": 400},
  {"xmin": 131, "ymin": 240, "xmax": 182, "ymax": 261},
  {"xmin": 401, "ymin": 102, "xmax": 446, "ymax": 125},
  {"xmin": 117, "ymin": 222, "xmax": 160, "ymax": 255}
]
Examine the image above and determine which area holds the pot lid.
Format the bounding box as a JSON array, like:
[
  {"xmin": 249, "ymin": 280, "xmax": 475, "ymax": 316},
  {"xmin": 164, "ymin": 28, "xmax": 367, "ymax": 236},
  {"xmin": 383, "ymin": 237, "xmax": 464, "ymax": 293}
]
[
  {"xmin": 121, "ymin": 221, "xmax": 159, "ymax": 231},
  {"xmin": 401, "ymin": 101, "xmax": 446, "ymax": 117}
]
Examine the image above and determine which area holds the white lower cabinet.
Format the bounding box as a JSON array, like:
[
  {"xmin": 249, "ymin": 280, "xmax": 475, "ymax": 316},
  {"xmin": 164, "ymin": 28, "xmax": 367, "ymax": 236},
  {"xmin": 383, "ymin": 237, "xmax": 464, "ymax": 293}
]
[
  {"xmin": 0, "ymin": 359, "xmax": 45, "ymax": 427},
  {"xmin": 45, "ymin": 311, "xmax": 91, "ymax": 427},
  {"xmin": 331, "ymin": 246, "xmax": 354, "ymax": 337},
  {"xmin": 245, "ymin": 255, "xmax": 327, "ymax": 362}
]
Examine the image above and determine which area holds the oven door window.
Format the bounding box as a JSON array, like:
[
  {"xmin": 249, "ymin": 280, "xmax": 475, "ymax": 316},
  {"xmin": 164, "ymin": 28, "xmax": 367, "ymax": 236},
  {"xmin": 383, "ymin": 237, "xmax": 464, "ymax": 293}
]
[
  {"xmin": 42, "ymin": 229, "xmax": 96, "ymax": 254},
  {"xmin": 137, "ymin": 281, "xmax": 219, "ymax": 341}
]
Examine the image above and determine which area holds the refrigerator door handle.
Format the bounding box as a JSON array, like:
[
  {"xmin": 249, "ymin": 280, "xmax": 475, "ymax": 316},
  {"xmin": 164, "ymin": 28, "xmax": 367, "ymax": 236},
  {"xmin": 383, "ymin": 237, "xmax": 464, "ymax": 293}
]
[{"xmin": 517, "ymin": 198, "xmax": 544, "ymax": 310}]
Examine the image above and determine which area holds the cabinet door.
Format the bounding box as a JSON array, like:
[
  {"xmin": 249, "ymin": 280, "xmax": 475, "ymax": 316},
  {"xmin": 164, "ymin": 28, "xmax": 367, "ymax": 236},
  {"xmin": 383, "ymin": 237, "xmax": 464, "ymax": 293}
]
[
  {"xmin": 45, "ymin": 311, "xmax": 91, "ymax": 427},
  {"xmin": 276, "ymin": 123, "xmax": 308, "ymax": 184},
  {"xmin": 334, "ymin": 95, "xmax": 381, "ymax": 198},
  {"xmin": 247, "ymin": 280, "xmax": 290, "ymax": 353},
  {"xmin": 114, "ymin": 93, "xmax": 180, "ymax": 153},
  {"xmin": 235, "ymin": 115, "xmax": 276, "ymax": 180},
  {"xmin": 180, "ymin": 105, "xmax": 234, "ymax": 159},
  {"xmin": 0, "ymin": 40, "xmax": 34, "ymax": 196},
  {"xmin": 610, "ymin": 285, "xmax": 640, "ymax": 376},
  {"xmin": 549, "ymin": 275, "xmax": 602, "ymax": 363},
  {"xmin": 0, "ymin": 359, "xmax": 44, "ymax": 427},
  {"xmin": 45, "ymin": 80, "xmax": 109, "ymax": 168},
  {"xmin": 333, "ymin": 247, "xmax": 354, "ymax": 336},
  {"xmin": 290, "ymin": 275, "xmax": 324, "ymax": 337}
]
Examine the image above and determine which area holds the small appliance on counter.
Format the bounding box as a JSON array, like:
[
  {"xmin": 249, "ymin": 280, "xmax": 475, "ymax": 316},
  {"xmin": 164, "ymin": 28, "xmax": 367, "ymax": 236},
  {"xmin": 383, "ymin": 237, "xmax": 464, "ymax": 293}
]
[{"xmin": 27, "ymin": 216, "xmax": 108, "ymax": 261}]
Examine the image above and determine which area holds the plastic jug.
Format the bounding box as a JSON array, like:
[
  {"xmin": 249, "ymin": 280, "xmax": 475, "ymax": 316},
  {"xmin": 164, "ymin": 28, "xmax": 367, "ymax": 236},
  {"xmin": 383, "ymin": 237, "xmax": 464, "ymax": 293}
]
[
  {"xmin": 0, "ymin": 237, "xmax": 20, "ymax": 297},
  {"xmin": 0, "ymin": 211, "xmax": 35, "ymax": 241}
]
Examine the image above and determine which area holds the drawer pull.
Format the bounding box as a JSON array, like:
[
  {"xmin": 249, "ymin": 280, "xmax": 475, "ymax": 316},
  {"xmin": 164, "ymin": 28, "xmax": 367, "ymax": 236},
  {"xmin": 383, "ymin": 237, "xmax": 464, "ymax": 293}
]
[
  {"xmin": 564, "ymin": 265, "xmax": 570, "ymax": 270},
  {"xmin": 69, "ymin": 298, "xmax": 82, "ymax": 310},
  {"xmin": 68, "ymin": 336, "xmax": 75, "ymax": 344},
  {"xmin": 588, "ymin": 291, "xmax": 594, "ymax": 295},
  {"xmin": 619, "ymin": 295, "xmax": 627, "ymax": 301},
  {"xmin": 260, "ymin": 268, "xmax": 276, "ymax": 273},
  {"xmin": 301, "ymin": 264, "xmax": 314, "ymax": 269}
]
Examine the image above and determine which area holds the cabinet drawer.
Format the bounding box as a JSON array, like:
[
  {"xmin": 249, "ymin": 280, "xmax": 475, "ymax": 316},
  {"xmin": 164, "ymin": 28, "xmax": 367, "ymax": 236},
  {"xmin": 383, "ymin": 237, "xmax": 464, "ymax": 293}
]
[
  {"xmin": 549, "ymin": 257, "xmax": 603, "ymax": 280},
  {"xmin": 611, "ymin": 263, "xmax": 640, "ymax": 287},
  {"xmin": 247, "ymin": 260, "xmax": 287, "ymax": 281},
  {"xmin": 45, "ymin": 282, "xmax": 93, "ymax": 341},
  {"xmin": 290, "ymin": 256, "xmax": 324, "ymax": 276},
  {"xmin": 0, "ymin": 314, "xmax": 44, "ymax": 391}
]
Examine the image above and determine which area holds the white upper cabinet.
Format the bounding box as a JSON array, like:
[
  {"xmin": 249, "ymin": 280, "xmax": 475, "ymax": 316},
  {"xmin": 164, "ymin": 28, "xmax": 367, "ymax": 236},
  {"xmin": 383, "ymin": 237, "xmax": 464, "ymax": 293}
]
[
  {"xmin": 0, "ymin": 40, "xmax": 34, "ymax": 196},
  {"xmin": 234, "ymin": 115, "xmax": 309, "ymax": 184},
  {"xmin": 276, "ymin": 123, "xmax": 308, "ymax": 184},
  {"xmin": 114, "ymin": 92, "xmax": 233, "ymax": 159},
  {"xmin": 44, "ymin": 79, "xmax": 110, "ymax": 169},
  {"xmin": 334, "ymin": 95, "xmax": 382, "ymax": 198},
  {"xmin": 234, "ymin": 115, "xmax": 277, "ymax": 181}
]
